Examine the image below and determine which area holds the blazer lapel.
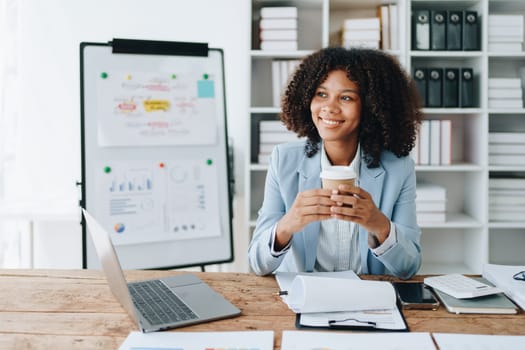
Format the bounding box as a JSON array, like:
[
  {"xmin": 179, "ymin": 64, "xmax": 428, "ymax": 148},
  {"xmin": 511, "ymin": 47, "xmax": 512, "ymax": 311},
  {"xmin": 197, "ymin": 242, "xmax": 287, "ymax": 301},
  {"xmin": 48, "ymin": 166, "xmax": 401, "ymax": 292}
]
[
  {"xmin": 358, "ymin": 160, "xmax": 385, "ymax": 274},
  {"xmin": 298, "ymin": 151, "xmax": 322, "ymax": 272},
  {"xmin": 359, "ymin": 161, "xmax": 385, "ymax": 207}
]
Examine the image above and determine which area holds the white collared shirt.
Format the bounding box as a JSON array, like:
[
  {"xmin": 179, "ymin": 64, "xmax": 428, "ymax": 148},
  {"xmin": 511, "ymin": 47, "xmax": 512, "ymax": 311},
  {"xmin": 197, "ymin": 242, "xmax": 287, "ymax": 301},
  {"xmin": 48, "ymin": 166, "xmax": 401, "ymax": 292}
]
[{"xmin": 315, "ymin": 144, "xmax": 362, "ymax": 272}]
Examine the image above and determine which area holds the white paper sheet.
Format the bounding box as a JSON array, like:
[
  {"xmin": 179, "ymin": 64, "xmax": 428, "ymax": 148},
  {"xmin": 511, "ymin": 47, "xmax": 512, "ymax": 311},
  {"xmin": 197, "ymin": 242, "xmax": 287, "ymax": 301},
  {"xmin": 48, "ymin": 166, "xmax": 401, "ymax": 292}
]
[
  {"xmin": 281, "ymin": 330, "xmax": 436, "ymax": 350},
  {"xmin": 433, "ymin": 333, "xmax": 525, "ymax": 350},
  {"xmin": 483, "ymin": 263, "xmax": 525, "ymax": 310},
  {"xmin": 119, "ymin": 330, "xmax": 274, "ymax": 350},
  {"xmin": 275, "ymin": 271, "xmax": 359, "ymax": 306},
  {"xmin": 287, "ymin": 275, "xmax": 396, "ymax": 313}
]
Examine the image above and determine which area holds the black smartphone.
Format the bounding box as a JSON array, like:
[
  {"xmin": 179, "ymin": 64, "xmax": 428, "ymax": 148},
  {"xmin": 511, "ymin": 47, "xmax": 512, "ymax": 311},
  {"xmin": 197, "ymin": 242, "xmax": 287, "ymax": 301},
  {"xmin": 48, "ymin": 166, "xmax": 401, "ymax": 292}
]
[{"xmin": 393, "ymin": 282, "xmax": 440, "ymax": 310}]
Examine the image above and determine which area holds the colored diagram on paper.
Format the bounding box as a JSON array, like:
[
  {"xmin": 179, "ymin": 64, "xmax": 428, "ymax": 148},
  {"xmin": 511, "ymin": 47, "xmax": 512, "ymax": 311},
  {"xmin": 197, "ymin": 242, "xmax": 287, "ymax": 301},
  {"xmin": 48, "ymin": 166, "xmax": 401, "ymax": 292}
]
[
  {"xmin": 96, "ymin": 159, "xmax": 221, "ymax": 246},
  {"xmin": 119, "ymin": 330, "xmax": 274, "ymax": 350},
  {"xmin": 130, "ymin": 347, "xmax": 262, "ymax": 350},
  {"xmin": 165, "ymin": 159, "xmax": 220, "ymax": 240},
  {"xmin": 129, "ymin": 346, "xmax": 262, "ymax": 350},
  {"xmin": 97, "ymin": 70, "xmax": 218, "ymax": 146}
]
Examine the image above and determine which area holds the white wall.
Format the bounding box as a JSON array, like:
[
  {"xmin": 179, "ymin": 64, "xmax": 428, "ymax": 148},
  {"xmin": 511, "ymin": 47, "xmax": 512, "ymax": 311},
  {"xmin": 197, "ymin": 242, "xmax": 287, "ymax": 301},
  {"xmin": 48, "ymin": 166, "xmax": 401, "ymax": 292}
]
[{"xmin": 14, "ymin": 0, "xmax": 251, "ymax": 271}]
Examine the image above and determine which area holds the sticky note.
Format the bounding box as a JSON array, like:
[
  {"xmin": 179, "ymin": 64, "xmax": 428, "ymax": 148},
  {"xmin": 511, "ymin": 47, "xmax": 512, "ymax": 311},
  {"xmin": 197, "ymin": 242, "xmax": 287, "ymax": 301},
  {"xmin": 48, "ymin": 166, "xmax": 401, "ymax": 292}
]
[{"xmin": 197, "ymin": 80, "xmax": 215, "ymax": 98}]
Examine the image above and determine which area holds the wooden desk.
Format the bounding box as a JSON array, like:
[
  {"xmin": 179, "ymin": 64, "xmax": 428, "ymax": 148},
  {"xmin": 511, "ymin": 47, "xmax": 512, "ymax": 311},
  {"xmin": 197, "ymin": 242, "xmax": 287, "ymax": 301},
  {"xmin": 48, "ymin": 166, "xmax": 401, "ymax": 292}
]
[{"xmin": 1, "ymin": 269, "xmax": 523, "ymax": 349}]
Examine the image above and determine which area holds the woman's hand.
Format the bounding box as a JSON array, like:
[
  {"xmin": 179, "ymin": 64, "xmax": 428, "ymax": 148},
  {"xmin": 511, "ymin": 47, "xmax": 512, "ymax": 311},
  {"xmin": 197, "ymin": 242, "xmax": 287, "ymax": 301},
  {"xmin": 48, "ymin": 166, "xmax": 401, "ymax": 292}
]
[
  {"xmin": 274, "ymin": 188, "xmax": 334, "ymax": 250},
  {"xmin": 329, "ymin": 185, "xmax": 391, "ymax": 244}
]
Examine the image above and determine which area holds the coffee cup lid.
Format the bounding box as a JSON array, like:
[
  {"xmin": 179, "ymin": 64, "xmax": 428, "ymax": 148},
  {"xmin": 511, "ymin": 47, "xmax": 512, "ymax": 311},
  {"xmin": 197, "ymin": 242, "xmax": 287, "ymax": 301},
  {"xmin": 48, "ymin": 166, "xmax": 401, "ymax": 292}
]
[{"xmin": 320, "ymin": 166, "xmax": 356, "ymax": 180}]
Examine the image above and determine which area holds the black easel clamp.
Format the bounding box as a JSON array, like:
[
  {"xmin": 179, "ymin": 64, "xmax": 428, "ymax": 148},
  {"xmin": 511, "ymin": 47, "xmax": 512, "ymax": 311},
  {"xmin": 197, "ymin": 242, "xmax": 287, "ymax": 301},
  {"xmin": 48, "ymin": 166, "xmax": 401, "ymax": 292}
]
[{"xmin": 111, "ymin": 38, "xmax": 208, "ymax": 57}]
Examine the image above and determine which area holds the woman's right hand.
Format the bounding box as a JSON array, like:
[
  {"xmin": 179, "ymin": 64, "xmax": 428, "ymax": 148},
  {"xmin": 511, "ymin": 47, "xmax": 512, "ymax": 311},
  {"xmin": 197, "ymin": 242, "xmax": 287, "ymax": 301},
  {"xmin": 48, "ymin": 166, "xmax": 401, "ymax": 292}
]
[{"xmin": 274, "ymin": 188, "xmax": 334, "ymax": 250}]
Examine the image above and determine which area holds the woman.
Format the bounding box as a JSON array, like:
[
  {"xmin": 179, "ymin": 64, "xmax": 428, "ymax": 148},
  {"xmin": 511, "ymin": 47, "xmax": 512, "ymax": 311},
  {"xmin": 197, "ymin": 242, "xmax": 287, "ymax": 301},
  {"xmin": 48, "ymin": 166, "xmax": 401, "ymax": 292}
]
[{"xmin": 248, "ymin": 47, "xmax": 423, "ymax": 279}]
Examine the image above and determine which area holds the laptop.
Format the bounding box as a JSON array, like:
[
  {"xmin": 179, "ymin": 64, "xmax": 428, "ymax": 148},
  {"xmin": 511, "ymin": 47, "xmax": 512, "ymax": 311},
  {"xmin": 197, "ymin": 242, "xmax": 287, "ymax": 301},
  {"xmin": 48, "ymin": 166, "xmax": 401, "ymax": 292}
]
[{"xmin": 82, "ymin": 208, "xmax": 241, "ymax": 333}]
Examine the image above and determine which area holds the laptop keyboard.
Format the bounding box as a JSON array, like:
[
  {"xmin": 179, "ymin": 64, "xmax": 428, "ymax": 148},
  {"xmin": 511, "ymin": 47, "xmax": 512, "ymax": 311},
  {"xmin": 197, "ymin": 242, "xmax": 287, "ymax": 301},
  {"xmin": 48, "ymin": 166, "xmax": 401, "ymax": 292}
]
[{"xmin": 128, "ymin": 279, "xmax": 198, "ymax": 326}]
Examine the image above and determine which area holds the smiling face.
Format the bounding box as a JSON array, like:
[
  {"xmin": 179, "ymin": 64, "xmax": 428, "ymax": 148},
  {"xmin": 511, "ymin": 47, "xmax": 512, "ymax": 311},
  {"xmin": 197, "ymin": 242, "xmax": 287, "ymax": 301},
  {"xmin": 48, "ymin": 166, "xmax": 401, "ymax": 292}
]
[{"xmin": 310, "ymin": 69, "xmax": 362, "ymax": 150}]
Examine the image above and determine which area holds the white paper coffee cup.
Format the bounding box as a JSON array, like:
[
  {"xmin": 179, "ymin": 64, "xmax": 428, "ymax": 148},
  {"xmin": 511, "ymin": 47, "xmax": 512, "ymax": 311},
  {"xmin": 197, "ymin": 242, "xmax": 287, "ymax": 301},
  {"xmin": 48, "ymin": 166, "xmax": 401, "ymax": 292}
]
[{"xmin": 320, "ymin": 166, "xmax": 356, "ymax": 190}]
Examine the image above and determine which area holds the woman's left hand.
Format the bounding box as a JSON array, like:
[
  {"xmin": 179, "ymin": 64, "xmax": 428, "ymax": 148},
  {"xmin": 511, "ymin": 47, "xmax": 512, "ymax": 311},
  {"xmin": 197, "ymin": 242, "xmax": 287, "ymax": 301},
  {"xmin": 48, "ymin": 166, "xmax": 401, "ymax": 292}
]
[{"xmin": 329, "ymin": 184, "xmax": 391, "ymax": 244}]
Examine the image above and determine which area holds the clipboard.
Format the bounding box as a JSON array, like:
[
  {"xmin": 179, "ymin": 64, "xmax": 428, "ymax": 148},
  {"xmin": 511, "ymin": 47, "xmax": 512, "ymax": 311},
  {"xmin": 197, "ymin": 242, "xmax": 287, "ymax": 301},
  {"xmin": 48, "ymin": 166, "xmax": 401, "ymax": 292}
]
[{"xmin": 294, "ymin": 300, "xmax": 409, "ymax": 332}]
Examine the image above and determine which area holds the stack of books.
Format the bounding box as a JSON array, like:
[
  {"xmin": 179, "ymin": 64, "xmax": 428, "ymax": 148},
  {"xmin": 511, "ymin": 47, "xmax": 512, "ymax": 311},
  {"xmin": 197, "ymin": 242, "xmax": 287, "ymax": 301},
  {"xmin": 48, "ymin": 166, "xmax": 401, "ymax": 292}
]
[
  {"xmin": 259, "ymin": 7, "xmax": 298, "ymax": 51},
  {"xmin": 376, "ymin": 3, "xmax": 398, "ymax": 50},
  {"xmin": 271, "ymin": 59, "xmax": 301, "ymax": 107},
  {"xmin": 489, "ymin": 132, "xmax": 525, "ymax": 165},
  {"xmin": 488, "ymin": 15, "xmax": 524, "ymax": 53},
  {"xmin": 489, "ymin": 177, "xmax": 525, "ymax": 222},
  {"xmin": 411, "ymin": 119, "xmax": 452, "ymax": 166},
  {"xmin": 258, "ymin": 120, "xmax": 304, "ymax": 164},
  {"xmin": 340, "ymin": 17, "xmax": 381, "ymax": 49},
  {"xmin": 415, "ymin": 183, "xmax": 447, "ymax": 223},
  {"xmin": 488, "ymin": 78, "xmax": 523, "ymax": 109}
]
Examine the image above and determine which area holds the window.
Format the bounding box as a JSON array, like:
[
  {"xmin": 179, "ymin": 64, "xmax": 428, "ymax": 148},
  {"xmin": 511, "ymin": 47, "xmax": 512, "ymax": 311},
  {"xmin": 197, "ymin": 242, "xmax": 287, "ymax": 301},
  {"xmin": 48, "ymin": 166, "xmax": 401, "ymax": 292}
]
[{"xmin": 0, "ymin": 0, "xmax": 23, "ymax": 267}]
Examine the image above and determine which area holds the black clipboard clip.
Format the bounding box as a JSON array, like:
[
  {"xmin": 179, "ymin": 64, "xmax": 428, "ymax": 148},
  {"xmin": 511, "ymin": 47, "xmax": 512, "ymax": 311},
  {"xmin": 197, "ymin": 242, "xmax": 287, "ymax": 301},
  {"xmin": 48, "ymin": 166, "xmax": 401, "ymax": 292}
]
[{"xmin": 328, "ymin": 317, "xmax": 377, "ymax": 328}]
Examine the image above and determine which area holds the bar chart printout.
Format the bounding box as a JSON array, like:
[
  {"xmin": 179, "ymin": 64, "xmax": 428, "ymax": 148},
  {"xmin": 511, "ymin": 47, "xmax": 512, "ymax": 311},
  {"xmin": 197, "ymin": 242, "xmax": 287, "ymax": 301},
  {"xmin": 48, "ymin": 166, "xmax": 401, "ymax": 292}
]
[{"xmin": 118, "ymin": 330, "xmax": 274, "ymax": 350}]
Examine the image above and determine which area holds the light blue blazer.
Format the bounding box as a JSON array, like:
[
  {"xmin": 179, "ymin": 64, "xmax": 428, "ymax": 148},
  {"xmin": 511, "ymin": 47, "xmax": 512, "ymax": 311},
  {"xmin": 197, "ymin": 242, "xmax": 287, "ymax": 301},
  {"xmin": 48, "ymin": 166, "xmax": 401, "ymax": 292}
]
[{"xmin": 248, "ymin": 141, "xmax": 421, "ymax": 279}]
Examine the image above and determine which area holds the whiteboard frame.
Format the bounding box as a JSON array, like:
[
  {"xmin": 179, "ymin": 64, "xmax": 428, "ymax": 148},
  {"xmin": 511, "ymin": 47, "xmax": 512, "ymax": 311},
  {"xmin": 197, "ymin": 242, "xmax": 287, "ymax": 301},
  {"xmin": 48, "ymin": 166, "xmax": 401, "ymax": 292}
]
[{"xmin": 80, "ymin": 40, "xmax": 234, "ymax": 269}]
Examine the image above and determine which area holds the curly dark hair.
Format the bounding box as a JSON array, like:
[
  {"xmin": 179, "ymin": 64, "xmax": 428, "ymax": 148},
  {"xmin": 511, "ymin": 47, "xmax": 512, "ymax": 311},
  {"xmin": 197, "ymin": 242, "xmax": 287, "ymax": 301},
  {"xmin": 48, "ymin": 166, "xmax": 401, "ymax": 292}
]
[{"xmin": 281, "ymin": 47, "xmax": 423, "ymax": 168}]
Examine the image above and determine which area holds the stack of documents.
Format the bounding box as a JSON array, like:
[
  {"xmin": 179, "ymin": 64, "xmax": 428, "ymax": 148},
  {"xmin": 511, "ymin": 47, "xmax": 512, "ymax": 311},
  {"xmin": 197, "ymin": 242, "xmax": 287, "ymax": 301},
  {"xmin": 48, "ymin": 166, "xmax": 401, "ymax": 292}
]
[
  {"xmin": 488, "ymin": 15, "xmax": 524, "ymax": 53},
  {"xmin": 488, "ymin": 78, "xmax": 523, "ymax": 110},
  {"xmin": 259, "ymin": 7, "xmax": 298, "ymax": 51},
  {"xmin": 483, "ymin": 263, "xmax": 525, "ymax": 310},
  {"xmin": 489, "ymin": 177, "xmax": 525, "ymax": 221},
  {"xmin": 415, "ymin": 182, "xmax": 447, "ymax": 223},
  {"xmin": 489, "ymin": 132, "xmax": 525, "ymax": 167},
  {"xmin": 258, "ymin": 119, "xmax": 304, "ymax": 164},
  {"xmin": 276, "ymin": 272, "xmax": 407, "ymax": 331},
  {"xmin": 340, "ymin": 17, "xmax": 381, "ymax": 49}
]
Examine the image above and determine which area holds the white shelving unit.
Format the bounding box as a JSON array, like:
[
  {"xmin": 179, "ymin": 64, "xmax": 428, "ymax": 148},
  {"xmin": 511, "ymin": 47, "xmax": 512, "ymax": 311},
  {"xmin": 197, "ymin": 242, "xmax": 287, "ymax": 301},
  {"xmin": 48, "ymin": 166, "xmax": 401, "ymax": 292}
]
[
  {"xmin": 486, "ymin": 0, "xmax": 525, "ymax": 267},
  {"xmin": 247, "ymin": 0, "xmax": 525, "ymax": 274}
]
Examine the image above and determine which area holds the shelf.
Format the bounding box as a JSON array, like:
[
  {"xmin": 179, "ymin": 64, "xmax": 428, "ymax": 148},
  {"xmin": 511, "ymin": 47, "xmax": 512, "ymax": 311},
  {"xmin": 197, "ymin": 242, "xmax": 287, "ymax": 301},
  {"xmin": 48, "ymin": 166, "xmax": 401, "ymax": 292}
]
[
  {"xmin": 489, "ymin": 165, "xmax": 525, "ymax": 172},
  {"xmin": 250, "ymin": 214, "xmax": 482, "ymax": 229},
  {"xmin": 418, "ymin": 213, "xmax": 482, "ymax": 228},
  {"xmin": 250, "ymin": 107, "xmax": 280, "ymax": 114},
  {"xmin": 250, "ymin": 50, "xmax": 314, "ymax": 58},
  {"xmin": 488, "ymin": 52, "xmax": 525, "ymax": 58},
  {"xmin": 419, "ymin": 262, "xmax": 475, "ymax": 275},
  {"xmin": 330, "ymin": 0, "xmax": 390, "ymax": 8},
  {"xmin": 415, "ymin": 163, "xmax": 483, "ymax": 172},
  {"xmin": 421, "ymin": 108, "xmax": 482, "ymax": 114},
  {"xmin": 250, "ymin": 164, "xmax": 269, "ymax": 171},
  {"xmin": 488, "ymin": 108, "xmax": 525, "ymax": 114},
  {"xmin": 489, "ymin": 222, "xmax": 525, "ymax": 229},
  {"xmin": 252, "ymin": 214, "xmax": 483, "ymax": 230},
  {"xmin": 248, "ymin": 0, "xmax": 525, "ymax": 275},
  {"xmin": 410, "ymin": 51, "xmax": 483, "ymax": 58}
]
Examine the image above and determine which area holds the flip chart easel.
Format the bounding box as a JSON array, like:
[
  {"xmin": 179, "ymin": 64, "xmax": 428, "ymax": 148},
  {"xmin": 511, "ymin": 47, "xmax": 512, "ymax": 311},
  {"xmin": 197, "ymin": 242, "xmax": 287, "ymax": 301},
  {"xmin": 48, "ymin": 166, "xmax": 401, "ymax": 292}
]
[{"xmin": 80, "ymin": 39, "xmax": 234, "ymax": 269}]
